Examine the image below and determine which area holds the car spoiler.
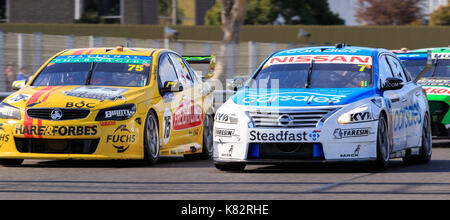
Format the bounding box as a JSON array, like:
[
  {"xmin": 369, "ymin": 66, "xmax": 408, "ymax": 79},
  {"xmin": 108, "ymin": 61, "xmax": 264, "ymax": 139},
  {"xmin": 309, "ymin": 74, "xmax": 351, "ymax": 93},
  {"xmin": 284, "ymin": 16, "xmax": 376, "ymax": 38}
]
[{"xmin": 183, "ymin": 55, "xmax": 216, "ymax": 80}]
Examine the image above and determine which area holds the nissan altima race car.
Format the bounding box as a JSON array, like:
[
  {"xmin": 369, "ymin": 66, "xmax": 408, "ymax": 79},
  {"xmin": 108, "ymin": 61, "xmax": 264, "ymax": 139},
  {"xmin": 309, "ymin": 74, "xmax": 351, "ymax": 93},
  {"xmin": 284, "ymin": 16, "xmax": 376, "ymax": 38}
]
[
  {"xmin": 396, "ymin": 47, "xmax": 450, "ymax": 136},
  {"xmin": 0, "ymin": 46, "xmax": 216, "ymax": 166},
  {"xmin": 214, "ymin": 45, "xmax": 432, "ymax": 171}
]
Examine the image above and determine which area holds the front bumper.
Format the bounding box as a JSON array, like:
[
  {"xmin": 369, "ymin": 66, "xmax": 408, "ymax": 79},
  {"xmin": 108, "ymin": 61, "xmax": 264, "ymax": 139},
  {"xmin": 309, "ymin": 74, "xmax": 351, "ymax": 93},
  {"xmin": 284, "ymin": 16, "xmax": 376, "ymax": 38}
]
[
  {"xmin": 214, "ymin": 122, "xmax": 379, "ymax": 165},
  {"xmin": 0, "ymin": 118, "xmax": 144, "ymax": 160}
]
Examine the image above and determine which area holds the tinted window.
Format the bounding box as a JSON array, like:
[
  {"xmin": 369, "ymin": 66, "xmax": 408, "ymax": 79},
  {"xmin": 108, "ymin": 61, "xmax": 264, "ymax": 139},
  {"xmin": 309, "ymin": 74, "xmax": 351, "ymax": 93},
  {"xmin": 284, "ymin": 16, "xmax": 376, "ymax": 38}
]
[
  {"xmin": 158, "ymin": 54, "xmax": 179, "ymax": 88},
  {"xmin": 379, "ymin": 56, "xmax": 394, "ymax": 84},
  {"xmin": 169, "ymin": 54, "xmax": 194, "ymax": 87},
  {"xmin": 403, "ymin": 59, "xmax": 450, "ymax": 78},
  {"xmin": 387, "ymin": 56, "xmax": 408, "ymax": 82}
]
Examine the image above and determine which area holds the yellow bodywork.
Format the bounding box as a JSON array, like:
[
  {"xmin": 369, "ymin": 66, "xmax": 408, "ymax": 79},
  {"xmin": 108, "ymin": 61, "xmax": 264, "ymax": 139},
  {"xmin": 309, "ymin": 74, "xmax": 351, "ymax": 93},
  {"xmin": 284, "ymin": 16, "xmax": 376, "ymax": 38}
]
[{"xmin": 0, "ymin": 47, "xmax": 215, "ymax": 160}]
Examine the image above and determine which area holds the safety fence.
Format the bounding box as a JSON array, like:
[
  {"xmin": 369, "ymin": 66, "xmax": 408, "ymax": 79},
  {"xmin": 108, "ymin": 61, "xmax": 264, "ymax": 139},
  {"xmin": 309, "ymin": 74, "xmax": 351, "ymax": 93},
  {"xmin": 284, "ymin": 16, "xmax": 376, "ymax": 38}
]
[{"xmin": 0, "ymin": 31, "xmax": 304, "ymax": 92}]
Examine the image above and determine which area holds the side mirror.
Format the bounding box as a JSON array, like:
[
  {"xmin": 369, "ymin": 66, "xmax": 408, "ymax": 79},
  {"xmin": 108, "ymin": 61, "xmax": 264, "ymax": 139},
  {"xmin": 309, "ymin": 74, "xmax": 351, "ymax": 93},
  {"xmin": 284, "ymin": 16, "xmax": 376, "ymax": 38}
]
[
  {"xmin": 227, "ymin": 77, "xmax": 245, "ymax": 93},
  {"xmin": 383, "ymin": 78, "xmax": 404, "ymax": 91},
  {"xmin": 12, "ymin": 80, "xmax": 26, "ymax": 90},
  {"xmin": 161, "ymin": 81, "xmax": 184, "ymax": 93},
  {"xmin": 202, "ymin": 55, "xmax": 216, "ymax": 80}
]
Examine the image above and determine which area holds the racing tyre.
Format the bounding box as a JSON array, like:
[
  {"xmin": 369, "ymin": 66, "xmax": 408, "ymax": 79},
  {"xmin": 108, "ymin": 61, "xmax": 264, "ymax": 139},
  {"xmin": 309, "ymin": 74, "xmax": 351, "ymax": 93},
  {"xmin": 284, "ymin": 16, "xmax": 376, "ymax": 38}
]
[
  {"xmin": 143, "ymin": 111, "xmax": 160, "ymax": 166},
  {"xmin": 375, "ymin": 114, "xmax": 390, "ymax": 170},
  {"xmin": 214, "ymin": 163, "xmax": 246, "ymax": 172},
  {"xmin": 403, "ymin": 113, "xmax": 432, "ymax": 164},
  {"xmin": 0, "ymin": 159, "xmax": 23, "ymax": 167}
]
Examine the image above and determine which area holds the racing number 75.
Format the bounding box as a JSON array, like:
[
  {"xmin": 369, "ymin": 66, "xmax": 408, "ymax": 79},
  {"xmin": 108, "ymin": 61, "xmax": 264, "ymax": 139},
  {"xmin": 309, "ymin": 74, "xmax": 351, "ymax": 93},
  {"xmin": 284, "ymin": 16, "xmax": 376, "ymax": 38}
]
[{"xmin": 128, "ymin": 65, "xmax": 144, "ymax": 72}]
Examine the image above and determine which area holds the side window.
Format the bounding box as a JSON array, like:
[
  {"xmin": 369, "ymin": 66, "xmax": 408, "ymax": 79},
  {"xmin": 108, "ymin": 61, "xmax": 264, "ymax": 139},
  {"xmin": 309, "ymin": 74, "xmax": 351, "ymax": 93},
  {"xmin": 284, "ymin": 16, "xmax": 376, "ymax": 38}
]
[
  {"xmin": 158, "ymin": 54, "xmax": 179, "ymax": 89},
  {"xmin": 387, "ymin": 56, "xmax": 408, "ymax": 82},
  {"xmin": 378, "ymin": 55, "xmax": 394, "ymax": 85},
  {"xmin": 169, "ymin": 54, "xmax": 194, "ymax": 87}
]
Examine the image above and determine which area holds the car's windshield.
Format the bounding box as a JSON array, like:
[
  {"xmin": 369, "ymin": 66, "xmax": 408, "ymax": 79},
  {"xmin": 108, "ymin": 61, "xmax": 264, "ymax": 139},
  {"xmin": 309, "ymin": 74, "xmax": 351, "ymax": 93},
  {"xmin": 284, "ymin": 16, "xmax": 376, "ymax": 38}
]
[
  {"xmin": 248, "ymin": 62, "xmax": 373, "ymax": 89},
  {"xmin": 403, "ymin": 59, "xmax": 450, "ymax": 78},
  {"xmin": 32, "ymin": 55, "xmax": 152, "ymax": 87}
]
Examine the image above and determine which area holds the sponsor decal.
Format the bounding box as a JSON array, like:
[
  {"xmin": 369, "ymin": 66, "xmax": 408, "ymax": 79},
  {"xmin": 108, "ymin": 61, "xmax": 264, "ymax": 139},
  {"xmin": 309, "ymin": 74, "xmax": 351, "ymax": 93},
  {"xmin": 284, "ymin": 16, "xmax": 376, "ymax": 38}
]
[
  {"xmin": 63, "ymin": 86, "xmax": 128, "ymax": 101},
  {"xmin": 309, "ymin": 130, "xmax": 321, "ymax": 141},
  {"xmin": 0, "ymin": 124, "xmax": 10, "ymax": 148},
  {"xmin": 6, "ymin": 94, "xmax": 31, "ymax": 103},
  {"xmin": 419, "ymin": 79, "xmax": 450, "ymax": 87},
  {"xmin": 340, "ymin": 145, "xmax": 361, "ymax": 158},
  {"xmin": 433, "ymin": 53, "xmax": 450, "ymax": 59},
  {"xmin": 215, "ymin": 128, "xmax": 235, "ymax": 137},
  {"xmin": 14, "ymin": 125, "xmax": 98, "ymax": 136},
  {"xmin": 249, "ymin": 130, "xmax": 311, "ymax": 142},
  {"xmin": 266, "ymin": 55, "xmax": 372, "ymax": 66},
  {"xmin": 52, "ymin": 55, "xmax": 152, "ymax": 64},
  {"xmin": 163, "ymin": 108, "xmax": 172, "ymax": 145},
  {"xmin": 242, "ymin": 92, "xmax": 346, "ymax": 104},
  {"xmin": 424, "ymin": 87, "xmax": 450, "ymax": 95},
  {"xmin": 172, "ymin": 99, "xmax": 203, "ymax": 130},
  {"xmin": 106, "ymin": 125, "xmax": 136, "ymax": 153},
  {"xmin": 105, "ymin": 109, "xmax": 133, "ymax": 119},
  {"xmin": 66, "ymin": 101, "xmax": 95, "ymax": 108},
  {"xmin": 334, "ymin": 128, "xmax": 370, "ymax": 139},
  {"xmin": 221, "ymin": 145, "xmax": 234, "ymax": 158},
  {"xmin": 350, "ymin": 112, "xmax": 372, "ymax": 122},
  {"xmin": 393, "ymin": 102, "xmax": 422, "ymax": 132},
  {"xmin": 100, "ymin": 121, "xmax": 116, "ymax": 127},
  {"xmin": 215, "ymin": 113, "xmax": 237, "ymax": 124}
]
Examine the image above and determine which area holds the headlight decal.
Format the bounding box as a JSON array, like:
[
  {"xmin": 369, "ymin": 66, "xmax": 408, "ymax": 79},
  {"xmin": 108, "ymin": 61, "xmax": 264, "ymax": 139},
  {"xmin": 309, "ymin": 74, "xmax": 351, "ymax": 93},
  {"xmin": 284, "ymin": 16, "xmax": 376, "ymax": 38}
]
[
  {"xmin": 0, "ymin": 102, "xmax": 21, "ymax": 120},
  {"xmin": 96, "ymin": 104, "xmax": 136, "ymax": 121}
]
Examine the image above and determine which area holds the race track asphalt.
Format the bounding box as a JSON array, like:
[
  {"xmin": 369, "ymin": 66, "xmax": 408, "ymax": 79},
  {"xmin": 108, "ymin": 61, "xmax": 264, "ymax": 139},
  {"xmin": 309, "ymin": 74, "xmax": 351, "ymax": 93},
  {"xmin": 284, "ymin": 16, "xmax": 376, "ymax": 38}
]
[{"xmin": 0, "ymin": 141, "xmax": 449, "ymax": 200}]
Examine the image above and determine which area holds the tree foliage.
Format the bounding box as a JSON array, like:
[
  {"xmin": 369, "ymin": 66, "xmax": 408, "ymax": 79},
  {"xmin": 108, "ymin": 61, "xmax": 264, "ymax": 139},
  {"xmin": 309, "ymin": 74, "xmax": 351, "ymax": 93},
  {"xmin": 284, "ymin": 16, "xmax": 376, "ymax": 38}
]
[
  {"xmin": 205, "ymin": 0, "xmax": 344, "ymax": 25},
  {"xmin": 355, "ymin": 0, "xmax": 425, "ymax": 25},
  {"xmin": 430, "ymin": 5, "xmax": 450, "ymax": 26}
]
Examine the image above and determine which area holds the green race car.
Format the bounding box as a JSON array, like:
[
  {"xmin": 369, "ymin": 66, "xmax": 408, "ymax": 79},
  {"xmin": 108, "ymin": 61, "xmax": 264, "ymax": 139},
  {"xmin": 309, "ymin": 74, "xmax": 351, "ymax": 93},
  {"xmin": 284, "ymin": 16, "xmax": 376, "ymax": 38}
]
[{"xmin": 397, "ymin": 47, "xmax": 450, "ymax": 136}]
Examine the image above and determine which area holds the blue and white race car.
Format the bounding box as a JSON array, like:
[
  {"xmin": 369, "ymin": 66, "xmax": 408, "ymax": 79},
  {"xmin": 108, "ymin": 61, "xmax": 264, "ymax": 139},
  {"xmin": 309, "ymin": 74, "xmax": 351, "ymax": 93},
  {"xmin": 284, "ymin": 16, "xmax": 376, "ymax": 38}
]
[{"xmin": 214, "ymin": 45, "xmax": 432, "ymax": 171}]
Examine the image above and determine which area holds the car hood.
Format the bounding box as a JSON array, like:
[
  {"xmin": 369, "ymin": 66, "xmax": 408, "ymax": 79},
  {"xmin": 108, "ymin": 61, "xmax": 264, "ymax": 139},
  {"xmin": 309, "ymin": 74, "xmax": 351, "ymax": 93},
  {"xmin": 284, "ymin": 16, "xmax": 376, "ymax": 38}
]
[
  {"xmin": 3, "ymin": 86, "xmax": 146, "ymax": 110},
  {"xmin": 232, "ymin": 88, "xmax": 376, "ymax": 107}
]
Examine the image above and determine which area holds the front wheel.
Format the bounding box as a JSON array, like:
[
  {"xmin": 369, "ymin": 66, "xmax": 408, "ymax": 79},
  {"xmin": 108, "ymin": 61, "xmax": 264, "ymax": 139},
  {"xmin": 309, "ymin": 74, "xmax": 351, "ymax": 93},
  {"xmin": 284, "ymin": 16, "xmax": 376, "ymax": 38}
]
[
  {"xmin": 375, "ymin": 114, "xmax": 390, "ymax": 170},
  {"xmin": 143, "ymin": 111, "xmax": 160, "ymax": 166}
]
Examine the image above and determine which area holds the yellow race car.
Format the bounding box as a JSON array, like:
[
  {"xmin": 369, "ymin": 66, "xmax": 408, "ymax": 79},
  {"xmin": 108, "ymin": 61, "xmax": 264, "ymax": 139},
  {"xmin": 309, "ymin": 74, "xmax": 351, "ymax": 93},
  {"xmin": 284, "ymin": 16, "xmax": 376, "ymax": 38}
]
[{"xmin": 0, "ymin": 46, "xmax": 216, "ymax": 166}]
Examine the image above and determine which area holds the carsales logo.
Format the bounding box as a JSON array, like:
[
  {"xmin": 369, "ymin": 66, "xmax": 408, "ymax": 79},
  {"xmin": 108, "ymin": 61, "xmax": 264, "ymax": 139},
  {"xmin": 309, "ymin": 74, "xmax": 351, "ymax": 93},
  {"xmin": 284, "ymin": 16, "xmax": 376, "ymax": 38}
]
[
  {"xmin": 173, "ymin": 99, "xmax": 204, "ymax": 130},
  {"xmin": 242, "ymin": 92, "xmax": 346, "ymax": 104}
]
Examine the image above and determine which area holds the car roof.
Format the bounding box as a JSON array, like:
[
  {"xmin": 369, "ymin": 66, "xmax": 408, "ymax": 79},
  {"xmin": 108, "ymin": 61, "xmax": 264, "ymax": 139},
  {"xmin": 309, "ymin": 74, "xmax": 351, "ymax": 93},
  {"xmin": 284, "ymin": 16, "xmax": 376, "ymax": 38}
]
[
  {"xmin": 273, "ymin": 46, "xmax": 381, "ymax": 57},
  {"xmin": 397, "ymin": 47, "xmax": 450, "ymax": 60},
  {"xmin": 411, "ymin": 47, "xmax": 450, "ymax": 53}
]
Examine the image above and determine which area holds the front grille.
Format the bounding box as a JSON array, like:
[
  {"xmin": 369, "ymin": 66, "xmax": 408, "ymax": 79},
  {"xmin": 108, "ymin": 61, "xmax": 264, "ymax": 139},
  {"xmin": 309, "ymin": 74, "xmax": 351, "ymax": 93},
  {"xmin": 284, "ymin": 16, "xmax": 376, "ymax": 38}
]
[
  {"xmin": 258, "ymin": 143, "xmax": 316, "ymax": 159},
  {"xmin": 27, "ymin": 108, "xmax": 90, "ymax": 121},
  {"xmin": 15, "ymin": 138, "xmax": 99, "ymax": 154},
  {"xmin": 247, "ymin": 108, "xmax": 338, "ymax": 128}
]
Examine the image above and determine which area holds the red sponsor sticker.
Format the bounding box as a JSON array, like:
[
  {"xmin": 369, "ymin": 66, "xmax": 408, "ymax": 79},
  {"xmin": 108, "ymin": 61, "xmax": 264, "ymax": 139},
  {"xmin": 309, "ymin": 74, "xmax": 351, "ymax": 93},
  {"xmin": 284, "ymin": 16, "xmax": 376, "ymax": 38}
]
[
  {"xmin": 425, "ymin": 87, "xmax": 450, "ymax": 95},
  {"xmin": 173, "ymin": 99, "xmax": 204, "ymax": 131}
]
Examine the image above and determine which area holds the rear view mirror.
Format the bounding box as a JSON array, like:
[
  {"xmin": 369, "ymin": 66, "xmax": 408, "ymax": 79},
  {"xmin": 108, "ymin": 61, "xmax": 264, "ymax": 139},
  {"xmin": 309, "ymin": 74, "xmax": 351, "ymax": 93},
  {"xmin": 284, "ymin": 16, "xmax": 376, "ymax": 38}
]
[
  {"xmin": 227, "ymin": 77, "xmax": 245, "ymax": 93},
  {"xmin": 12, "ymin": 80, "xmax": 26, "ymax": 90},
  {"xmin": 161, "ymin": 81, "xmax": 184, "ymax": 93},
  {"xmin": 383, "ymin": 77, "xmax": 404, "ymax": 91}
]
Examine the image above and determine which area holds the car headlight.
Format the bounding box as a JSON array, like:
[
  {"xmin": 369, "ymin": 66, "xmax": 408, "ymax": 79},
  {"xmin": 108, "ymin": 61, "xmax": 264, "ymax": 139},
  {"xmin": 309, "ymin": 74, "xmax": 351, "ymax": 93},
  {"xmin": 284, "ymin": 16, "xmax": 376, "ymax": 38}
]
[
  {"xmin": 96, "ymin": 104, "xmax": 136, "ymax": 121},
  {"xmin": 337, "ymin": 104, "xmax": 373, "ymax": 124},
  {"xmin": 0, "ymin": 102, "xmax": 21, "ymax": 120}
]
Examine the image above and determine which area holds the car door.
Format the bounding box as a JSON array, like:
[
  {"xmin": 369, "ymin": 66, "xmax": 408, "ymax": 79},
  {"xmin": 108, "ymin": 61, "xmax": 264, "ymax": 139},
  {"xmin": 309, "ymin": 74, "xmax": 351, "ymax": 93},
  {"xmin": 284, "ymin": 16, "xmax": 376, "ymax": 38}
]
[
  {"xmin": 157, "ymin": 53, "xmax": 184, "ymax": 149},
  {"xmin": 379, "ymin": 54, "xmax": 407, "ymax": 151},
  {"xmin": 168, "ymin": 53, "xmax": 204, "ymax": 146},
  {"xmin": 387, "ymin": 55, "xmax": 422, "ymax": 148}
]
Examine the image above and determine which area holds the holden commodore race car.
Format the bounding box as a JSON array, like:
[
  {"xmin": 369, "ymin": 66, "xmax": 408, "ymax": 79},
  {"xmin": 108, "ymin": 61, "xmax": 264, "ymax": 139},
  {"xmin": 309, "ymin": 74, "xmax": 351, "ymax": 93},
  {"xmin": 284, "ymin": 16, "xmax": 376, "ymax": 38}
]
[
  {"xmin": 0, "ymin": 46, "xmax": 216, "ymax": 166},
  {"xmin": 214, "ymin": 45, "xmax": 432, "ymax": 171},
  {"xmin": 396, "ymin": 47, "xmax": 450, "ymax": 136}
]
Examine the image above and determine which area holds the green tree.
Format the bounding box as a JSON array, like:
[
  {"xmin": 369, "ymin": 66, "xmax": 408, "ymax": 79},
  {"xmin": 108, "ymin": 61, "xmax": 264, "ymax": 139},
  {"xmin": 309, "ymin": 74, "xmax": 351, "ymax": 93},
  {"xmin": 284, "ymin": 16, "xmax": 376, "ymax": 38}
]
[
  {"xmin": 205, "ymin": 0, "xmax": 344, "ymax": 25},
  {"xmin": 430, "ymin": 5, "xmax": 450, "ymax": 26}
]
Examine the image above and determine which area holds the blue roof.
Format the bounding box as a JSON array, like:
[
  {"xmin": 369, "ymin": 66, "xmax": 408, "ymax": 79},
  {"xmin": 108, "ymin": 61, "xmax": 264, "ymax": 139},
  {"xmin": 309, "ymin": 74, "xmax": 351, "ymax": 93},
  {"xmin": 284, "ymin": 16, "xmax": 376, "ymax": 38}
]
[{"xmin": 274, "ymin": 46, "xmax": 376, "ymax": 57}]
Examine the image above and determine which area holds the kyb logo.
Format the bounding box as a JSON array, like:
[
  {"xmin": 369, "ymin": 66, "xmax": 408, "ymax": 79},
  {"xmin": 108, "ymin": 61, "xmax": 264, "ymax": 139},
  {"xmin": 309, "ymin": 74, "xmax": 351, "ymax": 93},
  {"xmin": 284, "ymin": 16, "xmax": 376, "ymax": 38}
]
[
  {"xmin": 106, "ymin": 125, "xmax": 136, "ymax": 153},
  {"xmin": 242, "ymin": 92, "xmax": 346, "ymax": 104},
  {"xmin": 350, "ymin": 112, "xmax": 372, "ymax": 122}
]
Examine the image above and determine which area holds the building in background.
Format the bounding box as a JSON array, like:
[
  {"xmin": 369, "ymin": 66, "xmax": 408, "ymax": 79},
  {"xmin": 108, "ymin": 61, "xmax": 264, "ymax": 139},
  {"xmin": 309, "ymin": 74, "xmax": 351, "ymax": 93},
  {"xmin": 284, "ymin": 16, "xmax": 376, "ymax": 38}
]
[{"xmin": 0, "ymin": 0, "xmax": 215, "ymax": 25}]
